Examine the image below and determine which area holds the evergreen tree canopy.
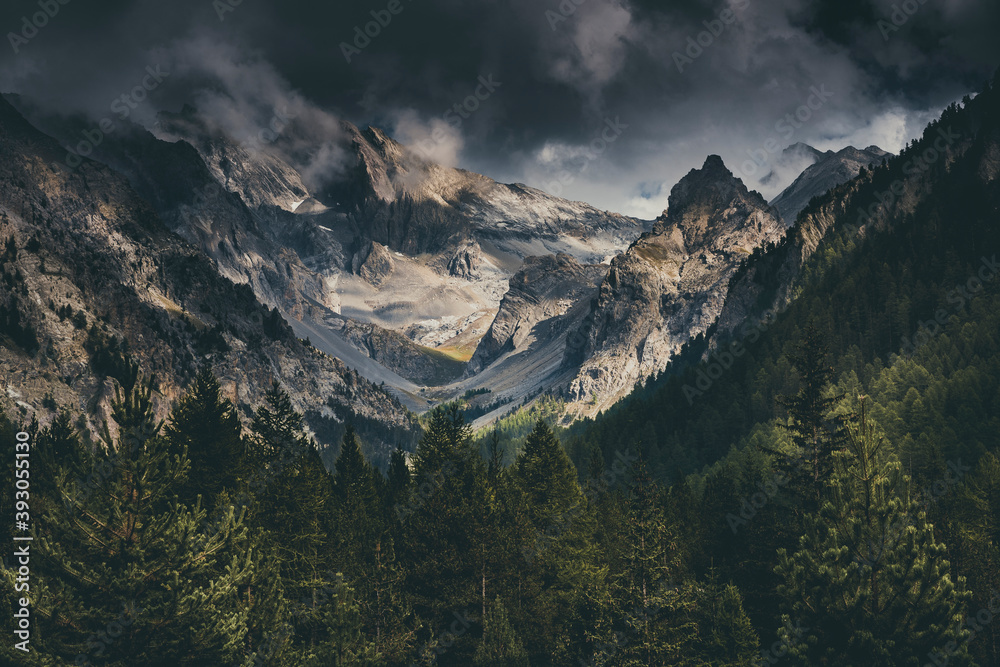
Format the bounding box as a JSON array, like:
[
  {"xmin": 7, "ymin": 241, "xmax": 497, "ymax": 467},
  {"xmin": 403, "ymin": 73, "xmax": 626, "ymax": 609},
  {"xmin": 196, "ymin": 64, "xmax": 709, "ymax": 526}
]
[
  {"xmin": 28, "ymin": 378, "xmax": 253, "ymax": 666},
  {"xmin": 774, "ymin": 397, "xmax": 973, "ymax": 666}
]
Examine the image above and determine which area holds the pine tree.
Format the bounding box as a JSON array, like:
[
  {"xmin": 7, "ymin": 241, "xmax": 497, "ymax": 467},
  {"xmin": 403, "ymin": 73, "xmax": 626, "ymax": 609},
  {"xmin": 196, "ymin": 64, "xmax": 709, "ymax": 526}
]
[
  {"xmin": 34, "ymin": 410, "xmax": 86, "ymax": 505},
  {"xmin": 774, "ymin": 397, "xmax": 974, "ymax": 666},
  {"xmin": 28, "ymin": 378, "xmax": 253, "ymax": 665},
  {"xmin": 697, "ymin": 576, "xmax": 759, "ymax": 666},
  {"xmin": 607, "ymin": 458, "xmax": 685, "ymax": 666},
  {"xmin": 515, "ymin": 420, "xmax": 585, "ymax": 530},
  {"xmin": 240, "ymin": 382, "xmax": 376, "ymax": 662},
  {"xmin": 952, "ymin": 451, "xmax": 1000, "ymax": 666},
  {"xmin": 165, "ymin": 368, "xmax": 242, "ymax": 507},
  {"xmin": 333, "ymin": 425, "xmax": 378, "ymax": 510},
  {"xmin": 332, "ymin": 426, "xmax": 413, "ymax": 661},
  {"xmin": 247, "ymin": 381, "xmax": 309, "ymax": 470}
]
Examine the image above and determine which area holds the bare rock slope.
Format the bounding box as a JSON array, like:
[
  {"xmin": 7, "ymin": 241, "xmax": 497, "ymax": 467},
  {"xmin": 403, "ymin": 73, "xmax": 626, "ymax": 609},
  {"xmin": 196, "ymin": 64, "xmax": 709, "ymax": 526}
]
[
  {"xmin": 0, "ymin": 98, "xmax": 418, "ymax": 465},
  {"xmin": 564, "ymin": 155, "xmax": 786, "ymax": 413}
]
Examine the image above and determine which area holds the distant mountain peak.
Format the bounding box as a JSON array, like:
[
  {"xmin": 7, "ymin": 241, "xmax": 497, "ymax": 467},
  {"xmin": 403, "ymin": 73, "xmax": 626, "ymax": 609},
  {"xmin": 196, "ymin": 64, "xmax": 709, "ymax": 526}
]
[{"xmin": 770, "ymin": 144, "xmax": 891, "ymax": 224}]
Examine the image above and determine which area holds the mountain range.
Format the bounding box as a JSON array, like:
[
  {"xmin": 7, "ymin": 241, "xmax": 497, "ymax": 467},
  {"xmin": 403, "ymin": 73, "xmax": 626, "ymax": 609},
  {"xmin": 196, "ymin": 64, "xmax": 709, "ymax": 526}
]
[{"xmin": 1, "ymin": 91, "xmax": 893, "ymax": 446}]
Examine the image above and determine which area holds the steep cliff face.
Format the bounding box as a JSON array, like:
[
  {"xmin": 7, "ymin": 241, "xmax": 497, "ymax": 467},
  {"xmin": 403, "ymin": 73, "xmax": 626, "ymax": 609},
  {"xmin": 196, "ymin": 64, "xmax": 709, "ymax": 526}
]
[
  {"xmin": 131, "ymin": 106, "xmax": 650, "ymax": 398},
  {"xmin": 564, "ymin": 155, "xmax": 786, "ymax": 413},
  {"xmin": 351, "ymin": 240, "xmax": 395, "ymax": 287},
  {"xmin": 5, "ymin": 98, "xmax": 337, "ymax": 317},
  {"xmin": 467, "ymin": 253, "xmax": 607, "ymax": 375},
  {"xmin": 155, "ymin": 105, "xmax": 312, "ymax": 212},
  {"xmin": 0, "ymin": 98, "xmax": 418, "ymax": 463}
]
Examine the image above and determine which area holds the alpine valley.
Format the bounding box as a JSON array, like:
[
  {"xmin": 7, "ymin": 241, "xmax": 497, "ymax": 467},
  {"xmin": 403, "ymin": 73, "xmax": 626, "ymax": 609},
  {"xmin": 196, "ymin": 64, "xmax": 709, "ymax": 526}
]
[{"xmin": 3, "ymin": 39, "xmax": 1000, "ymax": 666}]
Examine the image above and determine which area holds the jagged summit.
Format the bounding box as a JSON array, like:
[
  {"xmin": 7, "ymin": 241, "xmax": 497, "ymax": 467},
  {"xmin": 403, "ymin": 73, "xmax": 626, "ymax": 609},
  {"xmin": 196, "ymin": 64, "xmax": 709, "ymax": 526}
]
[{"xmin": 563, "ymin": 154, "xmax": 785, "ymax": 412}]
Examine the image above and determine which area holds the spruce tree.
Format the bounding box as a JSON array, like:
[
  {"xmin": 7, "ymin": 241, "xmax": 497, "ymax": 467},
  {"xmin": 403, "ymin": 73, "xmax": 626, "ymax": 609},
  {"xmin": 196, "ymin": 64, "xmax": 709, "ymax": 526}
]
[
  {"xmin": 332, "ymin": 426, "xmax": 413, "ymax": 661},
  {"xmin": 401, "ymin": 405, "xmax": 487, "ymax": 664},
  {"xmin": 607, "ymin": 458, "xmax": 685, "ymax": 666},
  {"xmin": 696, "ymin": 575, "xmax": 759, "ymax": 666},
  {"xmin": 512, "ymin": 420, "xmax": 606, "ymax": 666},
  {"xmin": 952, "ymin": 451, "xmax": 1000, "ymax": 666},
  {"xmin": 774, "ymin": 397, "xmax": 973, "ymax": 666},
  {"xmin": 333, "ymin": 425, "xmax": 378, "ymax": 510},
  {"xmin": 165, "ymin": 368, "xmax": 242, "ymax": 507},
  {"xmin": 515, "ymin": 420, "xmax": 585, "ymax": 529}
]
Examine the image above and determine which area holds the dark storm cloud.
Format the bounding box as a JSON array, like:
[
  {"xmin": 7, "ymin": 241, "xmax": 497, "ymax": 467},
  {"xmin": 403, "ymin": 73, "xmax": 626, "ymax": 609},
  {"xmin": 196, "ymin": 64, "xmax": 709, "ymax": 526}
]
[{"xmin": 1, "ymin": 0, "xmax": 997, "ymax": 217}]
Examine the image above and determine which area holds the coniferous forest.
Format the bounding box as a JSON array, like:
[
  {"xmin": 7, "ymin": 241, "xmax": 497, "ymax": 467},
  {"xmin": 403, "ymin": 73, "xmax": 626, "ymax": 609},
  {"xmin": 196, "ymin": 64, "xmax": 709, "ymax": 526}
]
[{"xmin": 2, "ymin": 8, "xmax": 1000, "ymax": 667}]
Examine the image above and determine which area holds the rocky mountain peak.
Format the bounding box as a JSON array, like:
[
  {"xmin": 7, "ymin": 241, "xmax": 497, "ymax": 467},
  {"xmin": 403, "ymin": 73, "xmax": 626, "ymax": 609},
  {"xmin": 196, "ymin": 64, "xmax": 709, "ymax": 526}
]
[
  {"xmin": 656, "ymin": 154, "xmax": 773, "ymax": 249},
  {"xmin": 563, "ymin": 152, "xmax": 785, "ymax": 413}
]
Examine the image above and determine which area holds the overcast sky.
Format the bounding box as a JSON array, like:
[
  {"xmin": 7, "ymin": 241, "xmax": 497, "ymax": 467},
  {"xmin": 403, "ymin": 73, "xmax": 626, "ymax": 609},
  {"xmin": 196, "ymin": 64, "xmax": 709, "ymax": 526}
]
[{"xmin": 2, "ymin": 0, "xmax": 998, "ymax": 218}]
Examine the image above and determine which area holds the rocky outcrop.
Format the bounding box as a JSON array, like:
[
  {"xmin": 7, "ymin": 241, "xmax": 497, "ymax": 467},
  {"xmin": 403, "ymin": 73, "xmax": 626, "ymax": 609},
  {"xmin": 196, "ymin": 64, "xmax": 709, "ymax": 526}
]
[
  {"xmin": 564, "ymin": 155, "xmax": 785, "ymax": 412},
  {"xmin": 468, "ymin": 253, "xmax": 607, "ymax": 374},
  {"xmin": 6, "ymin": 91, "xmax": 649, "ymax": 416},
  {"xmin": 336, "ymin": 318, "xmax": 465, "ymax": 386},
  {"xmin": 448, "ymin": 239, "xmax": 483, "ymax": 279},
  {"xmin": 352, "ymin": 240, "xmax": 395, "ymax": 286},
  {"xmin": 154, "ymin": 105, "xmax": 311, "ymax": 212},
  {"xmin": 335, "ymin": 123, "xmax": 646, "ymax": 260}
]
